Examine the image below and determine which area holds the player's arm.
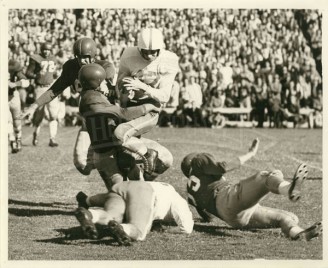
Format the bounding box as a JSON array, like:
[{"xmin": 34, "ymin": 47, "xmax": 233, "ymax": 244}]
[
  {"xmin": 195, "ymin": 207, "xmax": 217, "ymax": 223},
  {"xmin": 9, "ymin": 71, "xmax": 29, "ymax": 89},
  {"xmin": 88, "ymin": 102, "xmax": 159, "ymax": 121},
  {"xmin": 168, "ymin": 192, "xmax": 194, "ymax": 234},
  {"xmin": 224, "ymin": 138, "xmax": 259, "ymax": 172},
  {"xmin": 25, "ymin": 58, "xmax": 37, "ymax": 79},
  {"xmin": 20, "ymin": 61, "xmax": 73, "ymax": 119}
]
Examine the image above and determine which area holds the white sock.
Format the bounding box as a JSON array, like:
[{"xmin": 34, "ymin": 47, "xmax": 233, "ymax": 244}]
[
  {"xmin": 289, "ymin": 226, "xmax": 304, "ymax": 238},
  {"xmin": 278, "ymin": 181, "xmax": 291, "ymax": 196},
  {"xmin": 49, "ymin": 120, "xmax": 58, "ymax": 140}
]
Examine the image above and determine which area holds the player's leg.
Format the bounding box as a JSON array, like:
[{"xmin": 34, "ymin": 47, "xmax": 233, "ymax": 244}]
[
  {"xmin": 233, "ymin": 163, "xmax": 308, "ymax": 211},
  {"xmin": 32, "ymin": 86, "xmax": 47, "ymax": 146},
  {"xmin": 10, "ymin": 91, "xmax": 22, "ymax": 152},
  {"xmin": 8, "ymin": 103, "xmax": 17, "ymax": 153},
  {"xmin": 114, "ymin": 113, "xmax": 159, "ymax": 174},
  {"xmin": 93, "ymin": 149, "xmax": 124, "ymax": 190},
  {"xmin": 116, "ymin": 181, "xmax": 155, "ymax": 241},
  {"xmin": 73, "ymin": 124, "xmax": 95, "ymax": 175},
  {"xmin": 247, "ymin": 205, "xmax": 322, "ymax": 241},
  {"xmin": 140, "ymin": 137, "xmax": 173, "ymax": 176},
  {"xmin": 46, "ymin": 96, "xmax": 60, "ymax": 147},
  {"xmin": 18, "ymin": 88, "xmax": 27, "ymax": 111}
]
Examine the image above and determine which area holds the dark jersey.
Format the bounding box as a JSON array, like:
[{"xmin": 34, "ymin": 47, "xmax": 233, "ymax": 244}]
[
  {"xmin": 79, "ymin": 90, "xmax": 147, "ymax": 153},
  {"xmin": 35, "ymin": 59, "xmax": 116, "ymax": 106},
  {"xmin": 8, "ymin": 59, "xmax": 27, "ymax": 96},
  {"xmin": 186, "ymin": 153, "xmax": 228, "ymax": 216},
  {"xmin": 26, "ymin": 54, "xmax": 57, "ymax": 86}
]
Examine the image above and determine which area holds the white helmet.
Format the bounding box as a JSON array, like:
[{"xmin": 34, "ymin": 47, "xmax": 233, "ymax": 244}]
[{"xmin": 137, "ymin": 28, "xmax": 164, "ymax": 50}]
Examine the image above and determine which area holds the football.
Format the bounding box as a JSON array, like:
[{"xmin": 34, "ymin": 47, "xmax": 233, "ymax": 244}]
[{"xmin": 118, "ymin": 76, "xmax": 146, "ymax": 101}]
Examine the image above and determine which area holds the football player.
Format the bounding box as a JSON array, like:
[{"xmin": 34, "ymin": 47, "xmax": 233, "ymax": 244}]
[
  {"xmin": 181, "ymin": 138, "xmax": 322, "ymax": 241},
  {"xmin": 26, "ymin": 42, "xmax": 60, "ymax": 147},
  {"xmin": 78, "ymin": 63, "xmax": 163, "ymax": 189},
  {"xmin": 21, "ymin": 37, "xmax": 116, "ymax": 174},
  {"xmin": 74, "ymin": 180, "xmax": 194, "ymax": 245},
  {"xmin": 115, "ymin": 28, "xmax": 180, "ymax": 175},
  {"xmin": 8, "ymin": 59, "xmax": 30, "ymax": 153}
]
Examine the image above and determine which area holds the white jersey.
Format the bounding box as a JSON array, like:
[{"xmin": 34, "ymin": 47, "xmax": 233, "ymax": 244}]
[
  {"xmin": 117, "ymin": 47, "xmax": 180, "ymax": 104},
  {"xmin": 148, "ymin": 181, "xmax": 194, "ymax": 234}
]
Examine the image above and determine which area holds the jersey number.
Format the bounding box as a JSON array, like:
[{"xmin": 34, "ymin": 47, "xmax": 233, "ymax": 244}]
[
  {"xmin": 187, "ymin": 176, "xmax": 201, "ymax": 207},
  {"xmin": 40, "ymin": 61, "xmax": 56, "ymax": 74}
]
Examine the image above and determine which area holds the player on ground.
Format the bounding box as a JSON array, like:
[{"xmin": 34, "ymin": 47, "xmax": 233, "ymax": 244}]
[
  {"xmin": 115, "ymin": 27, "xmax": 180, "ymax": 175},
  {"xmin": 26, "ymin": 42, "xmax": 61, "ymax": 147},
  {"xmin": 181, "ymin": 138, "xmax": 322, "ymax": 241},
  {"xmin": 74, "ymin": 180, "xmax": 194, "ymax": 245},
  {"xmin": 8, "ymin": 59, "xmax": 30, "ymax": 153}
]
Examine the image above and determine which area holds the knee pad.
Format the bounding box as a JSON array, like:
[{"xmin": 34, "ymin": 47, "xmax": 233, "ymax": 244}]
[{"xmin": 269, "ymin": 169, "xmax": 283, "ymax": 180}]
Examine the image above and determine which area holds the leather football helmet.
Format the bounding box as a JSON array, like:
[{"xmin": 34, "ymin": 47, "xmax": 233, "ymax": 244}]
[
  {"xmin": 73, "ymin": 37, "xmax": 97, "ymax": 64},
  {"xmin": 78, "ymin": 63, "xmax": 106, "ymax": 90},
  {"xmin": 181, "ymin": 153, "xmax": 198, "ymax": 177},
  {"xmin": 137, "ymin": 28, "xmax": 164, "ymax": 61},
  {"xmin": 41, "ymin": 42, "xmax": 52, "ymax": 58}
]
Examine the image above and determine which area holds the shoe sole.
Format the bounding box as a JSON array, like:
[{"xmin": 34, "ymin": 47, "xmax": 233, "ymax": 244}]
[
  {"xmin": 75, "ymin": 208, "xmax": 98, "ymax": 239},
  {"xmin": 288, "ymin": 163, "xmax": 308, "ymax": 202},
  {"xmin": 294, "ymin": 221, "xmax": 322, "ymax": 241},
  {"xmin": 107, "ymin": 221, "xmax": 132, "ymax": 246}
]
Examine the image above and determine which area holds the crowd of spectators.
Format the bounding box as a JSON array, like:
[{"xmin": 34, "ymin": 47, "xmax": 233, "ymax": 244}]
[{"xmin": 8, "ymin": 8, "xmax": 323, "ymax": 128}]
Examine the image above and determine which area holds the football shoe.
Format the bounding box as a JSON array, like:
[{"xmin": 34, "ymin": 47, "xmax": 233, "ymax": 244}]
[
  {"xmin": 288, "ymin": 163, "xmax": 308, "ymax": 202},
  {"xmin": 144, "ymin": 149, "xmax": 158, "ymax": 175},
  {"xmin": 11, "ymin": 140, "xmax": 19, "ymax": 154},
  {"xmin": 294, "ymin": 222, "xmax": 322, "ymax": 241},
  {"xmin": 49, "ymin": 139, "xmax": 59, "ymax": 147},
  {"xmin": 32, "ymin": 132, "xmax": 38, "ymax": 146},
  {"xmin": 74, "ymin": 207, "xmax": 98, "ymax": 239},
  {"xmin": 76, "ymin": 191, "xmax": 89, "ymax": 209},
  {"xmin": 107, "ymin": 220, "xmax": 132, "ymax": 246}
]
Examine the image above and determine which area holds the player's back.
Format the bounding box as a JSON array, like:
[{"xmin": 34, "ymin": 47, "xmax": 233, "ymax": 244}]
[{"xmin": 29, "ymin": 54, "xmax": 57, "ymax": 86}]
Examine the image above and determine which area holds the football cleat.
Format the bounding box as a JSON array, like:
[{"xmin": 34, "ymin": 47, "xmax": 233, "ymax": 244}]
[
  {"xmin": 11, "ymin": 141, "xmax": 19, "ymax": 154},
  {"xmin": 144, "ymin": 149, "xmax": 158, "ymax": 175},
  {"xmin": 16, "ymin": 139, "xmax": 22, "ymax": 152},
  {"xmin": 49, "ymin": 139, "xmax": 59, "ymax": 147},
  {"xmin": 294, "ymin": 222, "xmax": 322, "ymax": 241},
  {"xmin": 107, "ymin": 220, "xmax": 132, "ymax": 246},
  {"xmin": 32, "ymin": 132, "xmax": 38, "ymax": 146},
  {"xmin": 76, "ymin": 191, "xmax": 89, "ymax": 209},
  {"xmin": 288, "ymin": 163, "xmax": 308, "ymax": 202},
  {"xmin": 74, "ymin": 207, "xmax": 98, "ymax": 239}
]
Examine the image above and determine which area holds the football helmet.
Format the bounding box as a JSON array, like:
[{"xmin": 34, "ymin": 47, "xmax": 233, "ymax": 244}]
[
  {"xmin": 137, "ymin": 28, "xmax": 164, "ymax": 61},
  {"xmin": 181, "ymin": 153, "xmax": 198, "ymax": 177},
  {"xmin": 41, "ymin": 42, "xmax": 52, "ymax": 58},
  {"xmin": 73, "ymin": 37, "xmax": 97, "ymax": 65},
  {"xmin": 78, "ymin": 63, "xmax": 106, "ymax": 90}
]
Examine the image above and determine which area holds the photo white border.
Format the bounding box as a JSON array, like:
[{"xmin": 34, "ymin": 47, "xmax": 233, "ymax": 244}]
[{"xmin": 1, "ymin": 0, "xmax": 327, "ymax": 267}]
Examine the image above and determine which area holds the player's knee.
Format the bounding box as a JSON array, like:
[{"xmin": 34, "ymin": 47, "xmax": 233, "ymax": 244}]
[
  {"xmin": 269, "ymin": 169, "xmax": 283, "ymax": 180},
  {"xmin": 114, "ymin": 124, "xmax": 131, "ymax": 143}
]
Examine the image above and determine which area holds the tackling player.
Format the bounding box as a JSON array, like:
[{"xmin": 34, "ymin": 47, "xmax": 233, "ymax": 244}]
[
  {"xmin": 78, "ymin": 63, "xmax": 162, "ymax": 189},
  {"xmin": 115, "ymin": 28, "xmax": 180, "ymax": 175},
  {"xmin": 181, "ymin": 138, "xmax": 322, "ymax": 241},
  {"xmin": 8, "ymin": 59, "xmax": 30, "ymax": 153},
  {"xmin": 21, "ymin": 37, "xmax": 116, "ymax": 174},
  {"xmin": 26, "ymin": 42, "xmax": 60, "ymax": 147},
  {"xmin": 74, "ymin": 180, "xmax": 194, "ymax": 245}
]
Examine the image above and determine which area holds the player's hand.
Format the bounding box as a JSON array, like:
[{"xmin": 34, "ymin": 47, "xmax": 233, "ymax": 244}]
[
  {"xmin": 122, "ymin": 77, "xmax": 148, "ymax": 92},
  {"xmin": 249, "ymin": 138, "xmax": 260, "ymax": 156},
  {"xmin": 143, "ymin": 103, "xmax": 161, "ymax": 113},
  {"xmin": 19, "ymin": 103, "xmax": 38, "ymax": 120}
]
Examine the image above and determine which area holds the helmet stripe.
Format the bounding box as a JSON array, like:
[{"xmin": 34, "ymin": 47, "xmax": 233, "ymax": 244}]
[{"xmin": 149, "ymin": 28, "xmax": 153, "ymax": 50}]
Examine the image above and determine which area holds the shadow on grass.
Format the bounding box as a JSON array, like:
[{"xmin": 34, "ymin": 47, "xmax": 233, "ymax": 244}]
[
  {"xmin": 9, "ymin": 207, "xmax": 74, "ymax": 217},
  {"xmin": 36, "ymin": 226, "xmax": 125, "ymax": 247},
  {"xmin": 193, "ymin": 224, "xmax": 241, "ymax": 238},
  {"xmin": 9, "ymin": 199, "xmax": 73, "ymax": 208}
]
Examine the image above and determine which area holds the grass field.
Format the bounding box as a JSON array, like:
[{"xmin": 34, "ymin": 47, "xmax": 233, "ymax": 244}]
[{"xmin": 7, "ymin": 125, "xmax": 323, "ymax": 261}]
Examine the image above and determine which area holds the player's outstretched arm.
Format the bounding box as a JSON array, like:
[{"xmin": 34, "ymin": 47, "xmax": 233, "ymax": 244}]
[{"xmin": 225, "ymin": 138, "xmax": 259, "ymax": 172}]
